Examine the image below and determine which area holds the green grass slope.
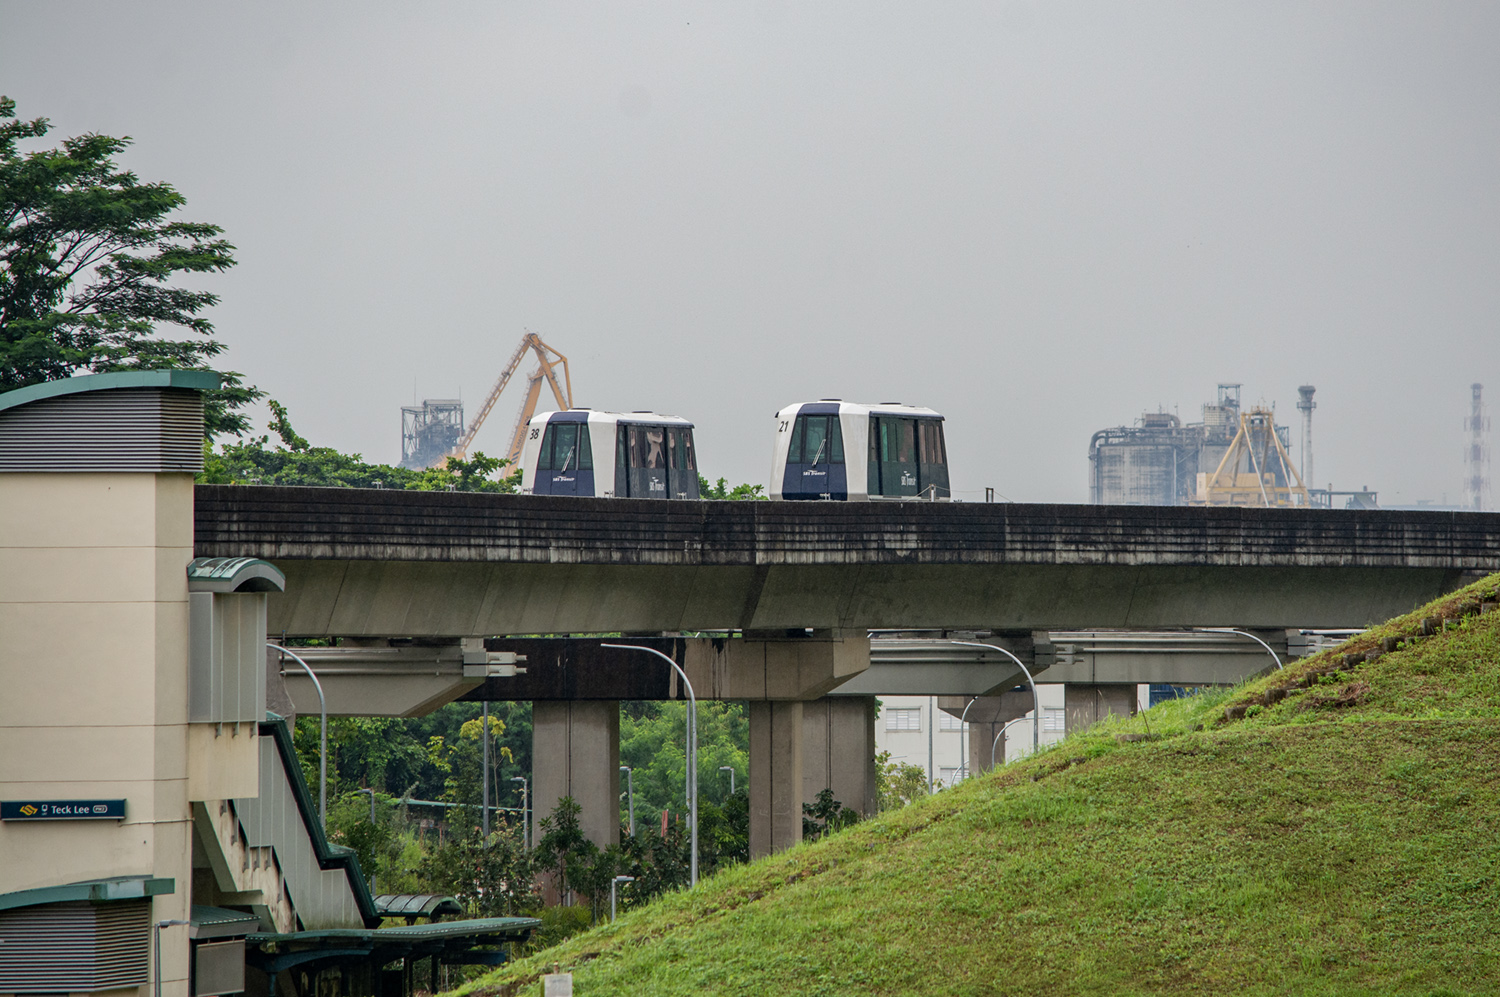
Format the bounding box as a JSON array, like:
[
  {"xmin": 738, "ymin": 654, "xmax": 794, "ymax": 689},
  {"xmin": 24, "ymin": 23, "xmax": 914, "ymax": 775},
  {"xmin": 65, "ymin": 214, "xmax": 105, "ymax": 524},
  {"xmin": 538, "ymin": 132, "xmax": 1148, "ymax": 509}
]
[{"xmin": 465, "ymin": 575, "xmax": 1500, "ymax": 997}]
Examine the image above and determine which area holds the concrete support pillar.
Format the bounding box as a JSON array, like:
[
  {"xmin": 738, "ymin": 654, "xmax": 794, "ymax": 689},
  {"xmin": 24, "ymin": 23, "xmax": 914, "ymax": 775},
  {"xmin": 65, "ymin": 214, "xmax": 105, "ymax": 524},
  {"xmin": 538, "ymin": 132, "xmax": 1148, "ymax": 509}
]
[
  {"xmin": 802, "ymin": 697, "xmax": 877, "ymax": 819},
  {"xmin": 748, "ymin": 700, "xmax": 803, "ymax": 858},
  {"xmin": 945, "ymin": 691, "xmax": 1033, "ymax": 775},
  {"xmin": 1064, "ymin": 684, "xmax": 1135, "ymax": 736},
  {"xmin": 531, "ymin": 700, "xmax": 620, "ymax": 850}
]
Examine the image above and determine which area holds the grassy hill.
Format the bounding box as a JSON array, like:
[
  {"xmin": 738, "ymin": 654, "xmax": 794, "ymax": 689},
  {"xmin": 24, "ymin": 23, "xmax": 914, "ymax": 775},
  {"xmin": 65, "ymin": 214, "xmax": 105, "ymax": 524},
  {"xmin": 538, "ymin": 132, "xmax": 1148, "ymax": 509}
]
[{"xmin": 463, "ymin": 575, "xmax": 1500, "ymax": 997}]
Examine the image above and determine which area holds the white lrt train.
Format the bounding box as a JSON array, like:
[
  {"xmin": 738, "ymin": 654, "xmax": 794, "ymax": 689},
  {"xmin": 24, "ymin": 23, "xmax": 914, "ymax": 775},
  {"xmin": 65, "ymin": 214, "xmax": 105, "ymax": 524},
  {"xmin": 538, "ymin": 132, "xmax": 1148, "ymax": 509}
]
[
  {"xmin": 518, "ymin": 410, "xmax": 701, "ymax": 499},
  {"xmin": 770, "ymin": 400, "xmax": 951, "ymax": 501}
]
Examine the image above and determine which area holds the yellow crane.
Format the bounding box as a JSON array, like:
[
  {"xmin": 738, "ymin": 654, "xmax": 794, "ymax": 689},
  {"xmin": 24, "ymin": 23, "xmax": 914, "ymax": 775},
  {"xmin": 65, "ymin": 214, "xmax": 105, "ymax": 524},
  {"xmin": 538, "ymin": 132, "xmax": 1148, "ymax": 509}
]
[
  {"xmin": 445, "ymin": 331, "xmax": 573, "ymax": 467},
  {"xmin": 1191, "ymin": 407, "xmax": 1311, "ymax": 507}
]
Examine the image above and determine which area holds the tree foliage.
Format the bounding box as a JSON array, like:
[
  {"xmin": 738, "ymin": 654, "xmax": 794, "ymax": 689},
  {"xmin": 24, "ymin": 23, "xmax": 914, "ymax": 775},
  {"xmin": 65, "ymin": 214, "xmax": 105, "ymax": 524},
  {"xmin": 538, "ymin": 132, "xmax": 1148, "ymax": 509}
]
[
  {"xmin": 202, "ymin": 401, "xmax": 520, "ymax": 492},
  {"xmin": 875, "ymin": 749, "xmax": 931, "ymax": 812},
  {"xmin": 0, "ymin": 96, "xmax": 257, "ymax": 436},
  {"xmin": 698, "ymin": 475, "xmax": 767, "ymax": 500}
]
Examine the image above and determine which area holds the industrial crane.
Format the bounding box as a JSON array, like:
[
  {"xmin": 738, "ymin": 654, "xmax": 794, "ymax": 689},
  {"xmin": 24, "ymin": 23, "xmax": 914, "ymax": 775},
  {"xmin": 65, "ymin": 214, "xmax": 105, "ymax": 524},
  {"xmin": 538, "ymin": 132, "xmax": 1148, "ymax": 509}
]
[{"xmin": 446, "ymin": 331, "xmax": 573, "ymax": 467}]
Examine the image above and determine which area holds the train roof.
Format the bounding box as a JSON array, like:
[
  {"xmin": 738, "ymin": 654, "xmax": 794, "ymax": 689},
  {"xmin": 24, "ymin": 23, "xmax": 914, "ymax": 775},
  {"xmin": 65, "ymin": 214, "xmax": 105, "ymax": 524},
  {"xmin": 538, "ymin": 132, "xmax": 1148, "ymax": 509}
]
[
  {"xmin": 775, "ymin": 400, "xmax": 944, "ymax": 419},
  {"xmin": 530, "ymin": 408, "xmax": 695, "ymax": 426}
]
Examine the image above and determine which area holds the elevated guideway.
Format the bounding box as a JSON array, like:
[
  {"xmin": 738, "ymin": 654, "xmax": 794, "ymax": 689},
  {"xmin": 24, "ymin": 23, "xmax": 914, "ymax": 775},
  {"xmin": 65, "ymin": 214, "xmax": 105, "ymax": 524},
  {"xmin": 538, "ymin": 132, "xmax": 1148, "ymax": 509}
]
[{"xmin": 193, "ymin": 486, "xmax": 1500, "ymax": 637}]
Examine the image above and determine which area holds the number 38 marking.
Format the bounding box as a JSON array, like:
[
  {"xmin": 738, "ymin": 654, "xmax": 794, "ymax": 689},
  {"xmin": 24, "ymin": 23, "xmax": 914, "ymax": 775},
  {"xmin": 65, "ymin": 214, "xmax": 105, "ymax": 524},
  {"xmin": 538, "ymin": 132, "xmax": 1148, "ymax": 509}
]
[{"xmin": 529, "ymin": 428, "xmax": 541, "ymax": 440}]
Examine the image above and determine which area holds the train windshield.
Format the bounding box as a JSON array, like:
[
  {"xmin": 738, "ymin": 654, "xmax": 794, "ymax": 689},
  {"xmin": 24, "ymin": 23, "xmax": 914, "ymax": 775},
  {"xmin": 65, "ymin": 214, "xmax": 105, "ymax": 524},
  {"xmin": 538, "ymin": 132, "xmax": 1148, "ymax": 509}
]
[
  {"xmin": 786, "ymin": 415, "xmax": 844, "ymax": 465},
  {"xmin": 537, "ymin": 422, "xmax": 593, "ymax": 471},
  {"xmin": 868, "ymin": 416, "xmax": 948, "ymax": 498}
]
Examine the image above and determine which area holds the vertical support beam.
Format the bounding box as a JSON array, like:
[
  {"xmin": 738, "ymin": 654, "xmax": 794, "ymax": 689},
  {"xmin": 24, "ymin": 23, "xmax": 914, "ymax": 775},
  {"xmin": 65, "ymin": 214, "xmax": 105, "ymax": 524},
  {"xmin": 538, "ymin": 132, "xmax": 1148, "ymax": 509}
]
[
  {"xmin": 802, "ymin": 697, "xmax": 878, "ymax": 819},
  {"xmin": 1063, "ymin": 684, "xmax": 1136, "ymax": 736},
  {"xmin": 531, "ymin": 700, "xmax": 620, "ymax": 850},
  {"xmin": 748, "ymin": 701, "xmax": 803, "ymax": 858}
]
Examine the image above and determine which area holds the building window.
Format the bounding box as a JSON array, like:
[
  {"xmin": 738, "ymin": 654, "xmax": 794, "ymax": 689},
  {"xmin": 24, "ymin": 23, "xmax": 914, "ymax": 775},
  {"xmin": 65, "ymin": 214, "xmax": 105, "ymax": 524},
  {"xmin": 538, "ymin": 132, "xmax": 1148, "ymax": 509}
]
[
  {"xmin": 939, "ymin": 766, "xmax": 960, "ymax": 786},
  {"xmin": 885, "ymin": 708, "xmax": 921, "ymax": 731},
  {"xmin": 938, "ymin": 713, "xmax": 967, "ymax": 732},
  {"xmin": 1043, "ymin": 708, "xmax": 1066, "ymax": 732}
]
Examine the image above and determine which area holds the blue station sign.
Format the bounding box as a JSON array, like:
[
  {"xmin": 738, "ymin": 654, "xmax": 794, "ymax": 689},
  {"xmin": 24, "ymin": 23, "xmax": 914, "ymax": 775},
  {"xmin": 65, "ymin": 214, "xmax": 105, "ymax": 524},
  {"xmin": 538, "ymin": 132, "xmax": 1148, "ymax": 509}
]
[{"xmin": 1, "ymin": 799, "xmax": 126, "ymax": 821}]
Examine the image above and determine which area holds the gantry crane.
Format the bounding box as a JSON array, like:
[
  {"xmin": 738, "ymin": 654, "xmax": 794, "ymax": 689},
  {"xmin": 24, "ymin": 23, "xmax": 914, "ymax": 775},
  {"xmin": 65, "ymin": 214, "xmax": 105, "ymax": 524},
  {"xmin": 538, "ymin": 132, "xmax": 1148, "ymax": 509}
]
[
  {"xmin": 1190, "ymin": 407, "xmax": 1311, "ymax": 507},
  {"xmin": 443, "ymin": 331, "xmax": 573, "ymax": 467}
]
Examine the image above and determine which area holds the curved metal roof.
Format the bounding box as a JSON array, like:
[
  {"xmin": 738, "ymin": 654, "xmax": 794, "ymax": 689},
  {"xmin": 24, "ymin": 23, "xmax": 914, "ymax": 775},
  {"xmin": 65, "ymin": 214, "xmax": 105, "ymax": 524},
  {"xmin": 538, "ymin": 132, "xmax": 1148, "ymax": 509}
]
[
  {"xmin": 0, "ymin": 369, "xmax": 220, "ymax": 414},
  {"xmin": 188, "ymin": 556, "xmax": 286, "ymax": 593}
]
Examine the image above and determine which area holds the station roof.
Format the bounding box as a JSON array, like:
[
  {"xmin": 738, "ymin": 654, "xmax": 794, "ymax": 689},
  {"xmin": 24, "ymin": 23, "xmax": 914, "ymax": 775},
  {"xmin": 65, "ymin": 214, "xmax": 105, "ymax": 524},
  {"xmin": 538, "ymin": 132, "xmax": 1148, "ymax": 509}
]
[
  {"xmin": 188, "ymin": 556, "xmax": 286, "ymax": 593},
  {"xmin": 0, "ymin": 875, "xmax": 174, "ymax": 912},
  {"xmin": 0, "ymin": 369, "xmax": 220, "ymax": 414},
  {"xmin": 374, "ymin": 893, "xmax": 465, "ymax": 919}
]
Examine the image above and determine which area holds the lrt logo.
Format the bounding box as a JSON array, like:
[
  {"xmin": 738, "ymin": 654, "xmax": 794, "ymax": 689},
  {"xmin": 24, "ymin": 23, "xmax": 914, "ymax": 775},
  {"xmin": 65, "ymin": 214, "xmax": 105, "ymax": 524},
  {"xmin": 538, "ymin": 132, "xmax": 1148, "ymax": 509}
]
[{"xmin": 19, "ymin": 804, "xmax": 38, "ymax": 816}]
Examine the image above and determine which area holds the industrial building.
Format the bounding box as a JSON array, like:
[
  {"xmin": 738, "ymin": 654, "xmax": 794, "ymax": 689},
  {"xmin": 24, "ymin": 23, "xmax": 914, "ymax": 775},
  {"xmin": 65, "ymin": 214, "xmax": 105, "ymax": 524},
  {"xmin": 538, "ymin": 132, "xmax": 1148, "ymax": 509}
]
[{"xmin": 1089, "ymin": 383, "xmax": 1370, "ymax": 509}]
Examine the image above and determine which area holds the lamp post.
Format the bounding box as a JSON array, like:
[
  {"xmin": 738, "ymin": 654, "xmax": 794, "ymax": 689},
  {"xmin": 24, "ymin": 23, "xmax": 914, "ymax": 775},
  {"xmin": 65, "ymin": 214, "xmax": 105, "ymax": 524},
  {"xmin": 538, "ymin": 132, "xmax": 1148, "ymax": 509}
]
[
  {"xmin": 950, "ymin": 640, "xmax": 1040, "ymax": 757},
  {"xmin": 482, "ymin": 702, "xmax": 491, "ymax": 837},
  {"xmin": 719, "ymin": 766, "xmax": 735, "ymax": 795},
  {"xmin": 991, "ymin": 716, "xmax": 1031, "ymax": 768},
  {"xmin": 271, "ymin": 644, "xmax": 327, "ymax": 829},
  {"xmin": 602, "ymin": 643, "xmax": 698, "ymax": 886},
  {"xmin": 153, "ymin": 919, "xmax": 191, "ymax": 997},
  {"xmin": 1199, "ymin": 628, "xmax": 1283, "ymax": 670},
  {"xmin": 611, "ymin": 875, "xmax": 635, "ymax": 921},
  {"xmin": 509, "ymin": 776, "xmax": 529, "ymax": 848},
  {"xmin": 957, "ymin": 695, "xmax": 978, "ymax": 781},
  {"xmin": 620, "ymin": 766, "xmax": 635, "ymax": 836}
]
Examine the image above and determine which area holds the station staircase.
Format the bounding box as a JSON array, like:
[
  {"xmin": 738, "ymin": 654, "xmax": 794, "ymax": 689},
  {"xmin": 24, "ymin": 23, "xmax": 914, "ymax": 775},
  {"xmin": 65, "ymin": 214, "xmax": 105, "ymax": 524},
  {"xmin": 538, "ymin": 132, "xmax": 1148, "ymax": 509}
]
[{"xmin": 192, "ymin": 716, "xmax": 378, "ymax": 932}]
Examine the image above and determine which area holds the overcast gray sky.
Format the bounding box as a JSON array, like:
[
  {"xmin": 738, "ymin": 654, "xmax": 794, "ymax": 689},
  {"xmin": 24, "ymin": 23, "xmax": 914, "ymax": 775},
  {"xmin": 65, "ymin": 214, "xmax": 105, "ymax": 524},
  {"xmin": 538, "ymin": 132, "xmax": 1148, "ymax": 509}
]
[{"xmin": 3, "ymin": 2, "xmax": 1496, "ymax": 506}]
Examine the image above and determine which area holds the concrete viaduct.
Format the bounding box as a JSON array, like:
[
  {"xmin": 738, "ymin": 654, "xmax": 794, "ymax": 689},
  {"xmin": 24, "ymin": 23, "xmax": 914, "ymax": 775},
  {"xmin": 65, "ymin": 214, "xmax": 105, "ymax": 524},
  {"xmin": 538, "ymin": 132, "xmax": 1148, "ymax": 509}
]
[{"xmin": 198, "ymin": 485, "xmax": 1500, "ymax": 856}]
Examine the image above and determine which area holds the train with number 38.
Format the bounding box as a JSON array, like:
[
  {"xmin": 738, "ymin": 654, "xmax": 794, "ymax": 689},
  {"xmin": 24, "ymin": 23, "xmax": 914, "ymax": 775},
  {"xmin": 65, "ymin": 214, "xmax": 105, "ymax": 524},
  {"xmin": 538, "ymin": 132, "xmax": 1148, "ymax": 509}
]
[{"xmin": 518, "ymin": 409, "xmax": 701, "ymax": 499}]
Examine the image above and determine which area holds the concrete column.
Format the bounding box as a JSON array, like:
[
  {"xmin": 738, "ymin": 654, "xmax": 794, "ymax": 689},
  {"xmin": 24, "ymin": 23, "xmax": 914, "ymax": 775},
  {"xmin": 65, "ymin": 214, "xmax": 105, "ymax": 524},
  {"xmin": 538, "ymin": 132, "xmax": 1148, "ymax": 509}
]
[
  {"xmin": 1064, "ymin": 684, "xmax": 1136, "ymax": 736},
  {"xmin": 802, "ymin": 697, "xmax": 877, "ymax": 819},
  {"xmin": 531, "ymin": 700, "xmax": 620, "ymax": 850},
  {"xmin": 947, "ymin": 691, "xmax": 1033, "ymax": 775},
  {"xmin": 748, "ymin": 700, "xmax": 803, "ymax": 858}
]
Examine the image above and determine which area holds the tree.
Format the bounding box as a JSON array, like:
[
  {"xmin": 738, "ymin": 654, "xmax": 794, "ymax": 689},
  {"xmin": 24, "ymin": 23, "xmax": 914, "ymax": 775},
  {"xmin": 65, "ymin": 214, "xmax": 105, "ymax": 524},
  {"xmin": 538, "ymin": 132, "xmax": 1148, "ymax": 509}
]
[
  {"xmin": 698, "ymin": 475, "xmax": 767, "ymax": 500},
  {"xmin": 201, "ymin": 400, "xmax": 520, "ymax": 492},
  {"xmin": 875, "ymin": 750, "xmax": 930, "ymax": 812},
  {"xmin": 0, "ymin": 96, "xmax": 257, "ymax": 436}
]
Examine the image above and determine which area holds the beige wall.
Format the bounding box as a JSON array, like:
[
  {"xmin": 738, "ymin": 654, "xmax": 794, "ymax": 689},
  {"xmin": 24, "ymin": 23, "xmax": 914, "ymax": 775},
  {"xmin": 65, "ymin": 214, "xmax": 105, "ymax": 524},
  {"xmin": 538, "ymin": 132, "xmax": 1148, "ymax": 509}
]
[{"xmin": 0, "ymin": 472, "xmax": 235, "ymax": 997}]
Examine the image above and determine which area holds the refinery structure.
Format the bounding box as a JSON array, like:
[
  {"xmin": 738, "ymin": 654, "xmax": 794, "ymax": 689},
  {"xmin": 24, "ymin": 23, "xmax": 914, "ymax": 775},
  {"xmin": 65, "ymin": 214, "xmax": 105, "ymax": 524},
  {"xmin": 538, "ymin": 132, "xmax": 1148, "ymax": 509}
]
[
  {"xmin": 400, "ymin": 332, "xmax": 572, "ymax": 470},
  {"xmin": 1089, "ymin": 384, "xmax": 1366, "ymax": 509}
]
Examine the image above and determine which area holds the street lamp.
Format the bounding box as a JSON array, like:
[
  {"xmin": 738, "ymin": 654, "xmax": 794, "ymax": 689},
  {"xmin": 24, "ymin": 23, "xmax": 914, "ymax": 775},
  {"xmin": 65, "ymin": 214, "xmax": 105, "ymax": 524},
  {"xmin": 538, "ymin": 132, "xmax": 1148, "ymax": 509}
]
[
  {"xmin": 950, "ymin": 640, "xmax": 1040, "ymax": 757},
  {"xmin": 509, "ymin": 776, "xmax": 529, "ymax": 848},
  {"xmin": 719, "ymin": 766, "xmax": 735, "ymax": 795},
  {"xmin": 956, "ymin": 695, "xmax": 978, "ymax": 781},
  {"xmin": 1198, "ymin": 628, "xmax": 1283, "ymax": 670},
  {"xmin": 991, "ymin": 716, "xmax": 1031, "ymax": 768},
  {"xmin": 482, "ymin": 702, "xmax": 492, "ymax": 837},
  {"xmin": 271, "ymin": 644, "xmax": 327, "ymax": 829},
  {"xmin": 611, "ymin": 875, "xmax": 635, "ymax": 921},
  {"xmin": 153, "ymin": 919, "xmax": 191, "ymax": 997},
  {"xmin": 620, "ymin": 766, "xmax": 635, "ymax": 837},
  {"xmin": 602, "ymin": 643, "xmax": 699, "ymax": 886}
]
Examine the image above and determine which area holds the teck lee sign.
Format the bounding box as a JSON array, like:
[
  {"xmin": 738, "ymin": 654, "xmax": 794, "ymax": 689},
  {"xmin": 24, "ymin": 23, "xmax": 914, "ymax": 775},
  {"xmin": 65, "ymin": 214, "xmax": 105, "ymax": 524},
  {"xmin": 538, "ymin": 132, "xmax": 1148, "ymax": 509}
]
[{"xmin": 1, "ymin": 800, "xmax": 126, "ymax": 821}]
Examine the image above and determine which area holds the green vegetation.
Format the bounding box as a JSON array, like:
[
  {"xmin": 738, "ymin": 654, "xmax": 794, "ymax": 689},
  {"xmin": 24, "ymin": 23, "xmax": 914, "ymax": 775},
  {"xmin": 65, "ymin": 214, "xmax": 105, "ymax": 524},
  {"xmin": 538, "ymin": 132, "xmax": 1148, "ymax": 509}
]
[
  {"xmin": 0, "ymin": 96, "xmax": 257, "ymax": 437},
  {"xmin": 201, "ymin": 400, "xmax": 519, "ymax": 491},
  {"xmin": 460, "ymin": 575, "xmax": 1500, "ymax": 997},
  {"xmin": 698, "ymin": 475, "xmax": 767, "ymax": 500}
]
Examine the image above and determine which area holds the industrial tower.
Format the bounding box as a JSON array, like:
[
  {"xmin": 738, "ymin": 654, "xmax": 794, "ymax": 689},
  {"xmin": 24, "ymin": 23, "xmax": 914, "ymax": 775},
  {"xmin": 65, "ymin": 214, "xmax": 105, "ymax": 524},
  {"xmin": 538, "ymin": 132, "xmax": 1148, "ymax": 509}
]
[{"xmin": 1467, "ymin": 383, "xmax": 1491, "ymax": 512}]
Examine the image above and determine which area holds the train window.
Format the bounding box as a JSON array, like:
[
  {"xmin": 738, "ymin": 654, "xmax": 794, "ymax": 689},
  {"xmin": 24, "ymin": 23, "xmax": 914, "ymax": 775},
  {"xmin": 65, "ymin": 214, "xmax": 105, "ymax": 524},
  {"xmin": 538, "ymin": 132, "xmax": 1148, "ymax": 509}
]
[
  {"xmin": 787, "ymin": 415, "xmax": 844, "ymax": 465},
  {"xmin": 616, "ymin": 426, "xmax": 628, "ymax": 471},
  {"xmin": 552, "ymin": 423, "xmax": 579, "ymax": 471},
  {"xmin": 668, "ymin": 427, "xmax": 696, "ymax": 470},
  {"xmin": 918, "ymin": 420, "xmax": 945, "ymax": 466},
  {"xmin": 537, "ymin": 424, "xmax": 556, "ymax": 470},
  {"xmin": 625, "ymin": 425, "xmax": 668, "ymax": 469},
  {"xmin": 877, "ymin": 418, "xmax": 916, "ymax": 464},
  {"xmin": 577, "ymin": 425, "xmax": 593, "ymax": 470}
]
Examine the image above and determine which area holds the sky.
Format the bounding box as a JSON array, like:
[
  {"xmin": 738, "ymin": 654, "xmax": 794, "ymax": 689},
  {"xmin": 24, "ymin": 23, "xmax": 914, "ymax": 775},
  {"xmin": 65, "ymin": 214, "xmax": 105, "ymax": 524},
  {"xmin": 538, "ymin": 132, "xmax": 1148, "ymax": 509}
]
[{"xmin": 3, "ymin": 2, "xmax": 1497, "ymax": 506}]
